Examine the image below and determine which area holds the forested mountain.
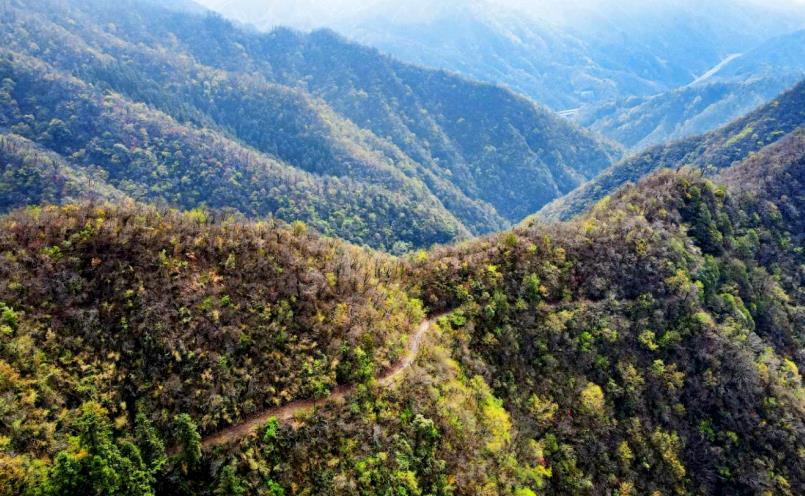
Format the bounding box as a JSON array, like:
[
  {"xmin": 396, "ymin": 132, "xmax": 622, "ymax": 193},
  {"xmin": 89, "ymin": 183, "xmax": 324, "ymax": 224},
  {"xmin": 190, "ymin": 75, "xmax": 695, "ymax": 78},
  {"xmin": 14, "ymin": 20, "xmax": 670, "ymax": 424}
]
[
  {"xmin": 1, "ymin": 1, "xmax": 803, "ymax": 495},
  {"xmin": 0, "ymin": 202, "xmax": 427, "ymax": 494},
  {"xmin": 0, "ymin": 0, "xmax": 620, "ymax": 253},
  {"xmin": 538, "ymin": 80, "xmax": 805, "ymax": 221},
  {"xmin": 579, "ymin": 30, "xmax": 805, "ymax": 150},
  {"xmin": 1, "ymin": 117, "xmax": 802, "ymax": 495},
  {"xmin": 198, "ymin": 0, "xmax": 805, "ymax": 112},
  {"xmin": 0, "ymin": 133, "xmax": 130, "ymax": 210},
  {"xmin": 410, "ymin": 132, "xmax": 805, "ymax": 495}
]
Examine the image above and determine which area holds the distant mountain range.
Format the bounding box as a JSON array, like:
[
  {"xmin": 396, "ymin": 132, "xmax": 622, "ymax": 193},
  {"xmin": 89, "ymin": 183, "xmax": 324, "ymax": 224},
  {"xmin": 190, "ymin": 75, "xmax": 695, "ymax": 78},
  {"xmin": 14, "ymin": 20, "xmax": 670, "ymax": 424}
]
[
  {"xmin": 196, "ymin": 0, "xmax": 805, "ymax": 111},
  {"xmin": 579, "ymin": 29, "xmax": 805, "ymax": 150},
  {"xmin": 0, "ymin": 0, "xmax": 619, "ymax": 252},
  {"xmin": 537, "ymin": 79, "xmax": 805, "ymax": 221}
]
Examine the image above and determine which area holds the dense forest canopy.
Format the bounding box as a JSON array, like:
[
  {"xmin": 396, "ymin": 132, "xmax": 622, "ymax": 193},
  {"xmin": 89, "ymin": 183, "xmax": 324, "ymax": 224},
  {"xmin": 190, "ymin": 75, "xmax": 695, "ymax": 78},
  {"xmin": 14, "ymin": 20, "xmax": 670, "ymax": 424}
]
[
  {"xmin": 537, "ymin": 80, "xmax": 805, "ymax": 222},
  {"xmin": 0, "ymin": 1, "xmax": 803, "ymax": 495},
  {"xmin": 0, "ymin": 0, "xmax": 621, "ymax": 253},
  {"xmin": 0, "ymin": 100, "xmax": 803, "ymax": 496},
  {"xmin": 198, "ymin": 0, "xmax": 805, "ymax": 150}
]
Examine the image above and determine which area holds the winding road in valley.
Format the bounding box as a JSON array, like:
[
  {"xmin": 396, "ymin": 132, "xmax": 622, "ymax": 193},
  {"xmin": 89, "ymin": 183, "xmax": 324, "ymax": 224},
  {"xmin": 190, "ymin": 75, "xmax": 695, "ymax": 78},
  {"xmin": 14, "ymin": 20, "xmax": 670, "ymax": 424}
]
[{"xmin": 198, "ymin": 314, "xmax": 440, "ymax": 449}]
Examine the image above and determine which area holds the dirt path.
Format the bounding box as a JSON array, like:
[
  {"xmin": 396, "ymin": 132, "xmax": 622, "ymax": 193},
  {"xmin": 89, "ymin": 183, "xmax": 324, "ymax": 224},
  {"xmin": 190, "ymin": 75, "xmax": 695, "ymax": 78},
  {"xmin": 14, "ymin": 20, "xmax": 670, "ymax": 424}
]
[{"xmin": 197, "ymin": 314, "xmax": 439, "ymax": 450}]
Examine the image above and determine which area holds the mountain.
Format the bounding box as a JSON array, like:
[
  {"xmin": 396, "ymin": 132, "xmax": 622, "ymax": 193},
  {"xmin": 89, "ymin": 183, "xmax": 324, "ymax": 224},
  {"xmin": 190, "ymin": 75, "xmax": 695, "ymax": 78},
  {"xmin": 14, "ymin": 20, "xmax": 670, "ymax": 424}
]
[
  {"xmin": 1, "ymin": 120, "xmax": 802, "ymax": 495},
  {"xmin": 704, "ymin": 28, "xmax": 805, "ymax": 82},
  {"xmin": 0, "ymin": 133, "xmax": 130, "ymax": 210},
  {"xmin": 197, "ymin": 0, "xmax": 805, "ymax": 111},
  {"xmin": 537, "ymin": 79, "xmax": 805, "ymax": 221},
  {"xmin": 0, "ymin": 201, "xmax": 428, "ymax": 494},
  {"xmin": 579, "ymin": 29, "xmax": 805, "ymax": 150},
  {"xmin": 1, "ymin": 2, "xmax": 804, "ymax": 495},
  {"xmin": 0, "ymin": 0, "xmax": 619, "ymax": 253},
  {"xmin": 411, "ymin": 133, "xmax": 805, "ymax": 495}
]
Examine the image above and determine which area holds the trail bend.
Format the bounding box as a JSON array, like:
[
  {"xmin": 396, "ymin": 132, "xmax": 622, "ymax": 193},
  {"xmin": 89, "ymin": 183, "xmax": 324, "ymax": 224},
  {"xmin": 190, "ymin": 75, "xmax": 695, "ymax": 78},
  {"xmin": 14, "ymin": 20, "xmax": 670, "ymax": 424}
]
[{"xmin": 197, "ymin": 313, "xmax": 441, "ymax": 450}]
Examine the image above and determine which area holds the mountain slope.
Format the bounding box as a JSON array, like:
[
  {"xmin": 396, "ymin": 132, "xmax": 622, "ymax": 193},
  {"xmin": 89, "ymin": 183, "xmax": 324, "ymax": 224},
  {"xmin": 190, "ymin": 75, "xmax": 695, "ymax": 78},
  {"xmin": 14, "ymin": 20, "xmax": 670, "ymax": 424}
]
[
  {"xmin": 538, "ymin": 80, "xmax": 805, "ymax": 221},
  {"xmin": 706, "ymin": 28, "xmax": 805, "ymax": 82},
  {"xmin": 0, "ymin": 51, "xmax": 469, "ymax": 252},
  {"xmin": 1, "ymin": 130, "xmax": 802, "ymax": 495},
  {"xmin": 0, "ymin": 201, "xmax": 425, "ymax": 436},
  {"xmin": 0, "ymin": 0, "xmax": 620, "ymax": 247},
  {"xmin": 410, "ymin": 138, "xmax": 805, "ymax": 494},
  {"xmin": 197, "ymin": 0, "xmax": 805, "ymax": 111},
  {"xmin": 0, "ymin": 133, "xmax": 129, "ymax": 210},
  {"xmin": 579, "ymin": 30, "xmax": 805, "ymax": 150}
]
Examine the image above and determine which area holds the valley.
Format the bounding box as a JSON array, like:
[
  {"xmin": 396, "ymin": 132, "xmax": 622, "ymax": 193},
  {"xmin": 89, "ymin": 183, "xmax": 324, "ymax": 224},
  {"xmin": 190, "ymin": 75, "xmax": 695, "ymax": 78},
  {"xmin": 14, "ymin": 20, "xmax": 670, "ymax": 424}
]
[{"xmin": 0, "ymin": 1, "xmax": 803, "ymax": 495}]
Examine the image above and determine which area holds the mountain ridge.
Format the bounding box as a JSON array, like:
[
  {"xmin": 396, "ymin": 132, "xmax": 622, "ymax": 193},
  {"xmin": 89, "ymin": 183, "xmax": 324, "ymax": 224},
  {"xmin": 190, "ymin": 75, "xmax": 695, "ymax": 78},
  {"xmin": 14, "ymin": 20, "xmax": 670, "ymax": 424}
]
[
  {"xmin": 537, "ymin": 79, "xmax": 805, "ymax": 222},
  {"xmin": 579, "ymin": 29, "xmax": 805, "ymax": 150},
  {"xmin": 1, "ymin": 121, "xmax": 802, "ymax": 494},
  {"xmin": 0, "ymin": 0, "xmax": 620, "ymax": 251}
]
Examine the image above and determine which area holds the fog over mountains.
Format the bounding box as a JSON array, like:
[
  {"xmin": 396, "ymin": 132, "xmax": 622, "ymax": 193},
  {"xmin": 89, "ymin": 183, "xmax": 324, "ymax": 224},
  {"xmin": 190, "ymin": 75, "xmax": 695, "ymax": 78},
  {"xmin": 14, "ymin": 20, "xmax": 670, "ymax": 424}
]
[
  {"xmin": 198, "ymin": 1, "xmax": 804, "ymax": 103},
  {"xmin": 195, "ymin": 0, "xmax": 805, "ymax": 148}
]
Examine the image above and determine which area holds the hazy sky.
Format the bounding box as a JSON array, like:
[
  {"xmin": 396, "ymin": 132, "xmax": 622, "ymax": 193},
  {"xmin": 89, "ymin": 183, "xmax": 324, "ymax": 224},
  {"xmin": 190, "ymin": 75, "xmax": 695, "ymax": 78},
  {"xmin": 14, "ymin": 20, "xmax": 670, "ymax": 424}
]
[{"xmin": 194, "ymin": 0, "xmax": 805, "ymax": 30}]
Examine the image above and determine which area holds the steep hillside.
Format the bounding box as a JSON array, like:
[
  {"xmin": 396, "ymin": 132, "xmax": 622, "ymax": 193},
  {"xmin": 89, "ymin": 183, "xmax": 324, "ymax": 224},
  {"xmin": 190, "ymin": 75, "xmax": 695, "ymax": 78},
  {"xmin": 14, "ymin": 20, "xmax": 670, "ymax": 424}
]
[
  {"xmin": 538, "ymin": 80, "xmax": 805, "ymax": 221},
  {"xmin": 579, "ymin": 30, "xmax": 805, "ymax": 150},
  {"xmin": 197, "ymin": 0, "xmax": 805, "ymax": 111},
  {"xmin": 0, "ymin": 133, "xmax": 129, "ymax": 210},
  {"xmin": 0, "ymin": 52, "xmax": 469, "ymax": 253},
  {"xmin": 410, "ymin": 142, "xmax": 804, "ymax": 494},
  {"xmin": 719, "ymin": 128, "xmax": 805, "ymax": 236},
  {"xmin": 1, "ymin": 120, "xmax": 802, "ymax": 496},
  {"xmin": 0, "ymin": 0, "xmax": 620, "ymax": 247},
  {"xmin": 0, "ymin": 202, "xmax": 430, "ymax": 494}
]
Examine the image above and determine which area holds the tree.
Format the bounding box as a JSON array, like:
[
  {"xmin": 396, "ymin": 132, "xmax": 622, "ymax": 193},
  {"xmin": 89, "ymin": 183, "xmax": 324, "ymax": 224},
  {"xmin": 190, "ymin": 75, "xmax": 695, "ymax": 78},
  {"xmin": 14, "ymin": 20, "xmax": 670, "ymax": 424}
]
[
  {"xmin": 36, "ymin": 402, "xmax": 156, "ymax": 496},
  {"xmin": 173, "ymin": 414, "xmax": 201, "ymax": 473},
  {"xmin": 579, "ymin": 383, "xmax": 605, "ymax": 416},
  {"xmin": 213, "ymin": 463, "xmax": 246, "ymax": 496},
  {"xmin": 134, "ymin": 413, "xmax": 166, "ymax": 473}
]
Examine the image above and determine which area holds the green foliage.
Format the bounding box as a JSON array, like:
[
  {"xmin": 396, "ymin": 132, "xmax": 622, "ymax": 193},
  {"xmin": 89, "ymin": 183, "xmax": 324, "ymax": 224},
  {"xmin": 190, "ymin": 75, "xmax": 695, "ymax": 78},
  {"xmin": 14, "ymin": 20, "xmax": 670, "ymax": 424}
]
[
  {"xmin": 213, "ymin": 463, "xmax": 246, "ymax": 496},
  {"xmin": 173, "ymin": 414, "xmax": 201, "ymax": 471},
  {"xmin": 134, "ymin": 413, "xmax": 167, "ymax": 474},
  {"xmin": 412, "ymin": 149, "xmax": 805, "ymax": 494},
  {"xmin": 578, "ymin": 383, "xmax": 605, "ymax": 416},
  {"xmin": 34, "ymin": 402, "xmax": 157, "ymax": 496},
  {"xmin": 0, "ymin": 301, "xmax": 16, "ymax": 335},
  {"xmin": 0, "ymin": 0, "xmax": 622, "ymax": 250},
  {"xmin": 539, "ymin": 81, "xmax": 805, "ymax": 221}
]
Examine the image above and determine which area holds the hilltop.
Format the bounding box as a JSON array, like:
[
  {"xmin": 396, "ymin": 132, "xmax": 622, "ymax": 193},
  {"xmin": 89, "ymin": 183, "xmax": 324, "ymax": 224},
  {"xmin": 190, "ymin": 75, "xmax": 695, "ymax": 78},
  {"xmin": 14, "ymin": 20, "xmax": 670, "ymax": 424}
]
[{"xmin": 1, "ymin": 114, "xmax": 802, "ymax": 496}]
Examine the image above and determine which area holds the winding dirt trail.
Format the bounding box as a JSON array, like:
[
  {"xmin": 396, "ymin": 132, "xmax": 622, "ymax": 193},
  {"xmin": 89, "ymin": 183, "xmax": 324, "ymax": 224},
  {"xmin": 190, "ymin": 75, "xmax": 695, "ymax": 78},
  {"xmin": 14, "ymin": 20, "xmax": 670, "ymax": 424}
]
[{"xmin": 198, "ymin": 314, "xmax": 440, "ymax": 449}]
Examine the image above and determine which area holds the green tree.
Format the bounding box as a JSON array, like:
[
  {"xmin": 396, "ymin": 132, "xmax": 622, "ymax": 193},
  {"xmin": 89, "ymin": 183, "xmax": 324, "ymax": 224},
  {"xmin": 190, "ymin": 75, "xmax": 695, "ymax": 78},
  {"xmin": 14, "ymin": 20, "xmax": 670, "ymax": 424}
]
[
  {"xmin": 173, "ymin": 414, "xmax": 201, "ymax": 472},
  {"xmin": 213, "ymin": 463, "xmax": 246, "ymax": 496},
  {"xmin": 35, "ymin": 402, "xmax": 156, "ymax": 496},
  {"xmin": 134, "ymin": 412, "xmax": 166, "ymax": 473}
]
